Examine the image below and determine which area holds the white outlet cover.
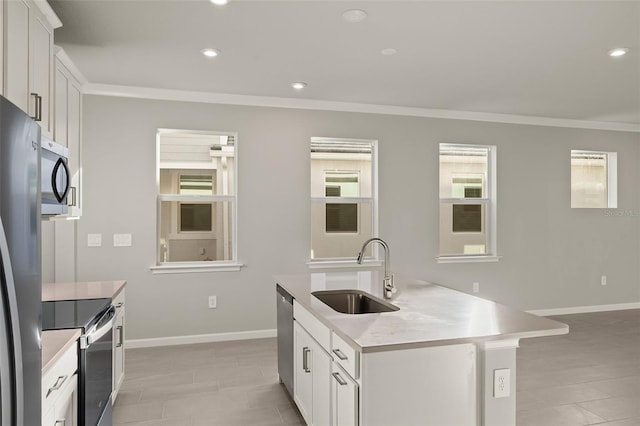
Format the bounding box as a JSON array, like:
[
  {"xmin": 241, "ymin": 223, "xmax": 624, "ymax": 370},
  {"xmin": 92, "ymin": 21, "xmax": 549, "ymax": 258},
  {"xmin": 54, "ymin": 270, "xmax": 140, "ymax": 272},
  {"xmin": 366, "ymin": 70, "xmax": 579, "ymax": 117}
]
[
  {"xmin": 494, "ymin": 368, "xmax": 510, "ymax": 398},
  {"xmin": 87, "ymin": 234, "xmax": 102, "ymax": 247},
  {"xmin": 114, "ymin": 233, "xmax": 132, "ymax": 247}
]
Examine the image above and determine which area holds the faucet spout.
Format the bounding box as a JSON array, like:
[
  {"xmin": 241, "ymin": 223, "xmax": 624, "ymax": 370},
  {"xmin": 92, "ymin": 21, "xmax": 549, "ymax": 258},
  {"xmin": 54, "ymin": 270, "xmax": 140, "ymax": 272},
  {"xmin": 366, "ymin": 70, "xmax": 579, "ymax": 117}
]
[{"xmin": 356, "ymin": 237, "xmax": 396, "ymax": 299}]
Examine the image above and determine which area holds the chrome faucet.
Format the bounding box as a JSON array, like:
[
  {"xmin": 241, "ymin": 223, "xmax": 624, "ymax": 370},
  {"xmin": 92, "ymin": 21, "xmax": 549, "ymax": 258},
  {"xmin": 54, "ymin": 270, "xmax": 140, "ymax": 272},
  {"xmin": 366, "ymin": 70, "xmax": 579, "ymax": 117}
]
[{"xmin": 356, "ymin": 237, "xmax": 396, "ymax": 299}]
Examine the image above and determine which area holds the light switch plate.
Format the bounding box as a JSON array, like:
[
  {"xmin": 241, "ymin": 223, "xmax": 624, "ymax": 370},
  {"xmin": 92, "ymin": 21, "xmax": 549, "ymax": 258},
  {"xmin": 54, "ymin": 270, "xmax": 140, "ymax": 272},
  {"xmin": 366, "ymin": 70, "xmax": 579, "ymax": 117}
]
[
  {"xmin": 113, "ymin": 233, "xmax": 132, "ymax": 247},
  {"xmin": 87, "ymin": 234, "xmax": 102, "ymax": 247}
]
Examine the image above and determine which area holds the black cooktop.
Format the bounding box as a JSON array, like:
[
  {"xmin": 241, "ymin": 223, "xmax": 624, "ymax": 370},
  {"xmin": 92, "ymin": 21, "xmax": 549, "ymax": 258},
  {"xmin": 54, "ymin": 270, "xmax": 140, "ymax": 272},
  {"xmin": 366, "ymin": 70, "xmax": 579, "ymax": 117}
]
[{"xmin": 42, "ymin": 298, "xmax": 112, "ymax": 331}]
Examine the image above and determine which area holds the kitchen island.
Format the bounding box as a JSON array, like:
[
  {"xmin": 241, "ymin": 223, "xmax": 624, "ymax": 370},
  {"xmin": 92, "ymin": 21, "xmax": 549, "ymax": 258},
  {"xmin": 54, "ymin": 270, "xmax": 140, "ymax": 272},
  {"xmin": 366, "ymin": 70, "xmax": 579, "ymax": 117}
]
[{"xmin": 275, "ymin": 271, "xmax": 568, "ymax": 426}]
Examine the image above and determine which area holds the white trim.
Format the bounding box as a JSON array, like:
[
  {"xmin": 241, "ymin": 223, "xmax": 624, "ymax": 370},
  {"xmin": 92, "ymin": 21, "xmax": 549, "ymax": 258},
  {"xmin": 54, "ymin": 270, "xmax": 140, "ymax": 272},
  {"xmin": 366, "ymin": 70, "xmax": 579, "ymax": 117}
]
[
  {"xmin": 33, "ymin": 0, "xmax": 62, "ymax": 28},
  {"xmin": 436, "ymin": 255, "xmax": 502, "ymax": 264},
  {"xmin": 527, "ymin": 302, "xmax": 640, "ymax": 317},
  {"xmin": 126, "ymin": 328, "xmax": 277, "ymax": 349},
  {"xmin": 607, "ymin": 152, "xmax": 618, "ymax": 208},
  {"xmin": 307, "ymin": 259, "xmax": 383, "ymax": 270},
  {"xmin": 54, "ymin": 46, "xmax": 88, "ymax": 86},
  {"xmin": 149, "ymin": 262, "xmax": 244, "ymax": 274},
  {"xmin": 84, "ymin": 83, "xmax": 640, "ymax": 133}
]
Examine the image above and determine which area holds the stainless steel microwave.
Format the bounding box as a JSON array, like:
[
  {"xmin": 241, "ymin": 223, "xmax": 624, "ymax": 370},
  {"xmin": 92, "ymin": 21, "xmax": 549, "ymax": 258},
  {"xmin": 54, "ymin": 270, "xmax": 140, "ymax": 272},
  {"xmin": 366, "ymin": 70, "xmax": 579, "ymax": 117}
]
[{"xmin": 41, "ymin": 137, "xmax": 69, "ymax": 215}]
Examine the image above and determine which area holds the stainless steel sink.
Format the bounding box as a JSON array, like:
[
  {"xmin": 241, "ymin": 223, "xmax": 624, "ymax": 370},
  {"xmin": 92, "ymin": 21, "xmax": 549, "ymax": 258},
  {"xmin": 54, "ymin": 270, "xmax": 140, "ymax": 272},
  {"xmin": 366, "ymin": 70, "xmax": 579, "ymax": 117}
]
[{"xmin": 312, "ymin": 290, "xmax": 399, "ymax": 314}]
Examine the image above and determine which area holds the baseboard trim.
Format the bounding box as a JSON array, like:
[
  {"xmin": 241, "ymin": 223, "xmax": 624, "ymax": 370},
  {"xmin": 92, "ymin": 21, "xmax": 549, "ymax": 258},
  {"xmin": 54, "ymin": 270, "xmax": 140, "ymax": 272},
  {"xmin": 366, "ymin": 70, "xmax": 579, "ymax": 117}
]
[
  {"xmin": 126, "ymin": 328, "xmax": 277, "ymax": 349},
  {"xmin": 528, "ymin": 302, "xmax": 640, "ymax": 317}
]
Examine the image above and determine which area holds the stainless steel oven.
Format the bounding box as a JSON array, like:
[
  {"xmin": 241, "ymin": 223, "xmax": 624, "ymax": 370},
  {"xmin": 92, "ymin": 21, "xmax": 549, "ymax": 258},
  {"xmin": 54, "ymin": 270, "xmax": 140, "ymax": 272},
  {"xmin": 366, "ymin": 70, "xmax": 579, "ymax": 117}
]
[
  {"xmin": 41, "ymin": 136, "xmax": 70, "ymax": 216},
  {"xmin": 43, "ymin": 299, "xmax": 115, "ymax": 426}
]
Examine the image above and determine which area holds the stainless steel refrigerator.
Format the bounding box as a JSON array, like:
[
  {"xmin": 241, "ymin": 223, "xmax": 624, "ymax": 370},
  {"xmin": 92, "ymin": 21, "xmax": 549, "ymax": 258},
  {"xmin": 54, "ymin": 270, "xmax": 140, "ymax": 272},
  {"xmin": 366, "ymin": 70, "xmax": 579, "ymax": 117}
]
[{"xmin": 0, "ymin": 95, "xmax": 42, "ymax": 426}]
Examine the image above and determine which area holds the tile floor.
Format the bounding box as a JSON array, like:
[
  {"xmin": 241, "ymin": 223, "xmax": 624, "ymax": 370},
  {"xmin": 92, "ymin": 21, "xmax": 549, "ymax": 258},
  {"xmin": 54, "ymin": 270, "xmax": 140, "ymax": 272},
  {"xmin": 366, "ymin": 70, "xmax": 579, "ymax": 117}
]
[{"xmin": 113, "ymin": 309, "xmax": 639, "ymax": 425}]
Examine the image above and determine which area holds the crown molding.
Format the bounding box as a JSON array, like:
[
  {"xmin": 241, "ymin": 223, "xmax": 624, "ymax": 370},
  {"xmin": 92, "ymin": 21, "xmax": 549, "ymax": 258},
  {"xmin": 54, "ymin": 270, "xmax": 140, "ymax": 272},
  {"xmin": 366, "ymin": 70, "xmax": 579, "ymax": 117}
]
[
  {"xmin": 83, "ymin": 83, "xmax": 640, "ymax": 133},
  {"xmin": 54, "ymin": 46, "xmax": 89, "ymax": 86}
]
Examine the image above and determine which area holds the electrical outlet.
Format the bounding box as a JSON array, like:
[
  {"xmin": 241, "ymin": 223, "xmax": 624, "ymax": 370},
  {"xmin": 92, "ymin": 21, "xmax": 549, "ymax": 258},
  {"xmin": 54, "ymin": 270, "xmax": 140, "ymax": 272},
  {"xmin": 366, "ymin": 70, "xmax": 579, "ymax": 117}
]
[
  {"xmin": 473, "ymin": 282, "xmax": 480, "ymax": 293},
  {"xmin": 601, "ymin": 275, "xmax": 607, "ymax": 286},
  {"xmin": 494, "ymin": 368, "xmax": 510, "ymax": 398},
  {"xmin": 208, "ymin": 295, "xmax": 217, "ymax": 309}
]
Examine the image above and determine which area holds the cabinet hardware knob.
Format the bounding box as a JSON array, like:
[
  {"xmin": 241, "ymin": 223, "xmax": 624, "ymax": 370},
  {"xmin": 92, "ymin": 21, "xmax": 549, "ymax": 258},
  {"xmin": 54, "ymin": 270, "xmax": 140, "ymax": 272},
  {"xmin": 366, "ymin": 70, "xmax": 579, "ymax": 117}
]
[
  {"xmin": 332, "ymin": 372, "xmax": 348, "ymax": 386},
  {"xmin": 332, "ymin": 349, "xmax": 348, "ymax": 361},
  {"xmin": 46, "ymin": 375, "xmax": 68, "ymax": 397},
  {"xmin": 302, "ymin": 347, "xmax": 311, "ymax": 373}
]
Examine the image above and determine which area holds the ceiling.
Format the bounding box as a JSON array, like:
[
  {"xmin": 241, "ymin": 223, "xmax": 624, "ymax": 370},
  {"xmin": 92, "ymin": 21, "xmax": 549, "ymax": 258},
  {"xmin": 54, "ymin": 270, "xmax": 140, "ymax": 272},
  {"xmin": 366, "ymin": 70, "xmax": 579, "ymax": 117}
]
[{"xmin": 50, "ymin": 0, "xmax": 640, "ymax": 126}]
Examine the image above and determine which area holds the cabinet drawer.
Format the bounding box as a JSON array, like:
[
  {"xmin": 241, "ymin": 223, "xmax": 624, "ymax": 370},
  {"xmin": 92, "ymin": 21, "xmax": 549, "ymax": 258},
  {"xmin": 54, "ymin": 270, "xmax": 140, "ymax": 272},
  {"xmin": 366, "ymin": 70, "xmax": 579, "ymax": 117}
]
[
  {"xmin": 42, "ymin": 342, "xmax": 78, "ymax": 414},
  {"xmin": 294, "ymin": 300, "xmax": 330, "ymax": 352},
  {"xmin": 332, "ymin": 332, "xmax": 359, "ymax": 379}
]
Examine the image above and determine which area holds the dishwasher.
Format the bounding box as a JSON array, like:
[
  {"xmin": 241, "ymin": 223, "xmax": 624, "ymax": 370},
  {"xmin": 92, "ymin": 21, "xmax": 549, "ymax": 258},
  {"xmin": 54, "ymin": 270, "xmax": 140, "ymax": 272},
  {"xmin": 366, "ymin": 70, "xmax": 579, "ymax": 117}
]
[{"xmin": 276, "ymin": 284, "xmax": 294, "ymax": 398}]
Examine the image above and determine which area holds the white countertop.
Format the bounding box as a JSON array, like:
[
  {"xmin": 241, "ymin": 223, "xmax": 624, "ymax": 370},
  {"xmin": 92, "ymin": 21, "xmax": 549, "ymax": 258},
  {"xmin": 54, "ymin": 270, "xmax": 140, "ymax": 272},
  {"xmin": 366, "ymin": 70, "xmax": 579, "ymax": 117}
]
[
  {"xmin": 275, "ymin": 271, "xmax": 568, "ymax": 353},
  {"xmin": 42, "ymin": 280, "xmax": 126, "ymax": 301}
]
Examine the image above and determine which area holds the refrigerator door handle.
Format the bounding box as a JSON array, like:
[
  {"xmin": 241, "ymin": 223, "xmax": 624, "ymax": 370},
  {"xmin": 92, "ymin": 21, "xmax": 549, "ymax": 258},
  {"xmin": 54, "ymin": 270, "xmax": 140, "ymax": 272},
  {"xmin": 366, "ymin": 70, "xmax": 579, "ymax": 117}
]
[
  {"xmin": 51, "ymin": 157, "xmax": 71, "ymax": 203},
  {"xmin": 0, "ymin": 217, "xmax": 24, "ymax": 426}
]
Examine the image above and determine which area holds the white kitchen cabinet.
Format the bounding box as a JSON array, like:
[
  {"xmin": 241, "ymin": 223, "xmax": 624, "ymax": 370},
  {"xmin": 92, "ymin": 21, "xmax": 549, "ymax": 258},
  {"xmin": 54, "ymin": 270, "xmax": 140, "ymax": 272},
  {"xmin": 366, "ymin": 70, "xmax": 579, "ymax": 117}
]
[
  {"xmin": 331, "ymin": 363, "xmax": 358, "ymax": 426},
  {"xmin": 4, "ymin": 0, "xmax": 60, "ymax": 138},
  {"xmin": 294, "ymin": 320, "xmax": 331, "ymax": 426},
  {"xmin": 112, "ymin": 289, "xmax": 126, "ymax": 400},
  {"xmin": 54, "ymin": 48, "xmax": 83, "ymax": 216},
  {"xmin": 42, "ymin": 341, "xmax": 78, "ymax": 426}
]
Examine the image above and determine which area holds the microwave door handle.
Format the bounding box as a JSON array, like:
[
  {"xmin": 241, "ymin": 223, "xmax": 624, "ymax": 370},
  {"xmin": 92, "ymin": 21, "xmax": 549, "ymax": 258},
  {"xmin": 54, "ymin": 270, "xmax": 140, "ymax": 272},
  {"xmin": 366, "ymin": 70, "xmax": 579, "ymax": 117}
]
[
  {"xmin": 81, "ymin": 306, "xmax": 116, "ymax": 349},
  {"xmin": 51, "ymin": 158, "xmax": 71, "ymax": 203},
  {"xmin": 0, "ymin": 218, "xmax": 24, "ymax": 426}
]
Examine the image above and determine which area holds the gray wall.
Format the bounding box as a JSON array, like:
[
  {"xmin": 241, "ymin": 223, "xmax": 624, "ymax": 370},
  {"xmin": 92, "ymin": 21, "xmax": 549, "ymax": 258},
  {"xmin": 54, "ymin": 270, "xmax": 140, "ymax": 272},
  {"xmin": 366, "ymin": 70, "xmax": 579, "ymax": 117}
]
[{"xmin": 77, "ymin": 95, "xmax": 640, "ymax": 340}]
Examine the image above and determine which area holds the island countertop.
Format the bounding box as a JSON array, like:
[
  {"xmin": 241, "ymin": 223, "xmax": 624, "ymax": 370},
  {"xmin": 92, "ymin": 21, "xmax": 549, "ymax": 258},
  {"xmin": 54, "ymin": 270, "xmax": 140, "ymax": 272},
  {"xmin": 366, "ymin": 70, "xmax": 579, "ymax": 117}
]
[
  {"xmin": 42, "ymin": 280, "xmax": 126, "ymax": 301},
  {"xmin": 275, "ymin": 271, "xmax": 568, "ymax": 353}
]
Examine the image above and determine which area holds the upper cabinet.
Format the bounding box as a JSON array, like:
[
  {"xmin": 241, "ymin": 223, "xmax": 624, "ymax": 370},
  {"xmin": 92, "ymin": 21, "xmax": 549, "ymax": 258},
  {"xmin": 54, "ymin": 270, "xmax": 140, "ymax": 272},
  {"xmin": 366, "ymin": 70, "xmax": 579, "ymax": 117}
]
[
  {"xmin": 3, "ymin": 0, "xmax": 61, "ymax": 138},
  {"xmin": 54, "ymin": 47, "xmax": 84, "ymax": 217}
]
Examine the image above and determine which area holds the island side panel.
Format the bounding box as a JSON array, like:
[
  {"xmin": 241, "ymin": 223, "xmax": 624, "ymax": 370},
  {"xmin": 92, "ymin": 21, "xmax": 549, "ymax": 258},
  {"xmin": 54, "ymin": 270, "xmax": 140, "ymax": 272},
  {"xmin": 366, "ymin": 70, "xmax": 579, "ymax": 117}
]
[
  {"xmin": 479, "ymin": 342, "xmax": 518, "ymax": 426},
  {"xmin": 360, "ymin": 343, "xmax": 478, "ymax": 426}
]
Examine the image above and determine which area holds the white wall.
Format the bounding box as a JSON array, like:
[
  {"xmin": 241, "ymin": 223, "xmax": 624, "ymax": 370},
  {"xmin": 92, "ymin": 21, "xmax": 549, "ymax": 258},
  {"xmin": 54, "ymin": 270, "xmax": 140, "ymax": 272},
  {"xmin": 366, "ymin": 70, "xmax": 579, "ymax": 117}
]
[{"xmin": 76, "ymin": 95, "xmax": 640, "ymax": 340}]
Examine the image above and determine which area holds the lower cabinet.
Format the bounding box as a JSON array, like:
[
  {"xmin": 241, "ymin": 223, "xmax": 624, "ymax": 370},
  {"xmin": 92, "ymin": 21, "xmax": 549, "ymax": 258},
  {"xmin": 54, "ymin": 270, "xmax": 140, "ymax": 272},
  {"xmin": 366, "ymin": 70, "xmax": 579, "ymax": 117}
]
[
  {"xmin": 294, "ymin": 320, "xmax": 331, "ymax": 426},
  {"xmin": 112, "ymin": 289, "xmax": 126, "ymax": 400},
  {"xmin": 42, "ymin": 374, "xmax": 78, "ymax": 426},
  {"xmin": 331, "ymin": 363, "xmax": 358, "ymax": 426},
  {"xmin": 42, "ymin": 342, "xmax": 78, "ymax": 426}
]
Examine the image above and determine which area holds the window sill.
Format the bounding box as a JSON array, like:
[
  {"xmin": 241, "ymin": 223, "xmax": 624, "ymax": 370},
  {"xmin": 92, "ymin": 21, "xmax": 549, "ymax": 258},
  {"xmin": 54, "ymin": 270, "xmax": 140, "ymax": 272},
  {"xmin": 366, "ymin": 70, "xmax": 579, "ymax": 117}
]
[
  {"xmin": 436, "ymin": 255, "xmax": 502, "ymax": 264},
  {"xmin": 307, "ymin": 259, "xmax": 383, "ymax": 270},
  {"xmin": 150, "ymin": 262, "xmax": 244, "ymax": 274}
]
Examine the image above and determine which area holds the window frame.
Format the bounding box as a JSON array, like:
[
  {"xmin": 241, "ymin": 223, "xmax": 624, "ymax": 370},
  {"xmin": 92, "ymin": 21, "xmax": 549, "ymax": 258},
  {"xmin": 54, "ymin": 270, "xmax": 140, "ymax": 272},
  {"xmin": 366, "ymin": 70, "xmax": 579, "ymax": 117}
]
[
  {"xmin": 437, "ymin": 143, "xmax": 500, "ymax": 264},
  {"xmin": 151, "ymin": 128, "xmax": 242, "ymax": 274},
  {"xmin": 309, "ymin": 137, "xmax": 379, "ymax": 268}
]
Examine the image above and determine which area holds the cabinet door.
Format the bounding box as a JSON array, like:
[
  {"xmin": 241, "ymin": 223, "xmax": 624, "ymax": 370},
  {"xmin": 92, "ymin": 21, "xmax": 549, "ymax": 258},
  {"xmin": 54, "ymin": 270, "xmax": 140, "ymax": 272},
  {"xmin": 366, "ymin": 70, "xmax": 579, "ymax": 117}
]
[
  {"xmin": 294, "ymin": 321, "xmax": 314, "ymax": 425},
  {"xmin": 66, "ymin": 79, "xmax": 82, "ymax": 216},
  {"xmin": 54, "ymin": 374, "xmax": 78, "ymax": 426},
  {"xmin": 54, "ymin": 65, "xmax": 69, "ymax": 146},
  {"xmin": 4, "ymin": 0, "xmax": 31, "ymax": 112},
  {"xmin": 332, "ymin": 364, "xmax": 358, "ymax": 426},
  {"xmin": 294, "ymin": 321, "xmax": 331, "ymax": 426},
  {"xmin": 29, "ymin": 9, "xmax": 54, "ymax": 137},
  {"xmin": 113, "ymin": 306, "xmax": 125, "ymax": 399}
]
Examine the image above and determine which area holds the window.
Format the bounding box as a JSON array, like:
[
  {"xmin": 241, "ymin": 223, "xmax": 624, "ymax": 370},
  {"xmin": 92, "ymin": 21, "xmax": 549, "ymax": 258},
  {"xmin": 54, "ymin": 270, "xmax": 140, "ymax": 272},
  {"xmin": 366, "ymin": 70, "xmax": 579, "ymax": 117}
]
[
  {"xmin": 571, "ymin": 150, "xmax": 617, "ymax": 208},
  {"xmin": 310, "ymin": 138, "xmax": 377, "ymax": 261},
  {"xmin": 439, "ymin": 144, "xmax": 497, "ymax": 260},
  {"xmin": 155, "ymin": 129, "xmax": 237, "ymax": 268},
  {"xmin": 325, "ymin": 171, "xmax": 359, "ymax": 233}
]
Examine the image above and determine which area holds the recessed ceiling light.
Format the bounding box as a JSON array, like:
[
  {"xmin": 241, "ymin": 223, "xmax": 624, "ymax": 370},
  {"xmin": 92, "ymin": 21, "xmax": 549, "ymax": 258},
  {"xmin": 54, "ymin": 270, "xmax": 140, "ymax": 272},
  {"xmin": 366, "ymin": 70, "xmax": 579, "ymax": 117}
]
[
  {"xmin": 342, "ymin": 9, "xmax": 367, "ymax": 23},
  {"xmin": 381, "ymin": 48, "xmax": 397, "ymax": 56},
  {"xmin": 201, "ymin": 48, "xmax": 220, "ymax": 58},
  {"xmin": 608, "ymin": 47, "xmax": 629, "ymax": 57},
  {"xmin": 210, "ymin": 0, "xmax": 228, "ymax": 5},
  {"xmin": 291, "ymin": 82, "xmax": 307, "ymax": 90}
]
